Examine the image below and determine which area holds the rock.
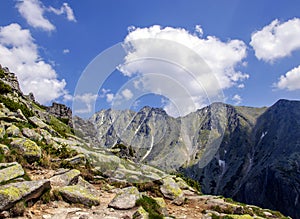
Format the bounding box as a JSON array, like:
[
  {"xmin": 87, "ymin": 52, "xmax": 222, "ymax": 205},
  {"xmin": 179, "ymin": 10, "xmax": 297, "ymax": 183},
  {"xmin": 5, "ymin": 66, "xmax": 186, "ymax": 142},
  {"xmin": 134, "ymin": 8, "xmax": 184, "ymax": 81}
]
[
  {"xmin": 0, "ymin": 179, "xmax": 50, "ymax": 211},
  {"xmin": 50, "ymin": 169, "xmax": 80, "ymax": 187},
  {"xmin": 59, "ymin": 184, "xmax": 100, "ymax": 207},
  {"xmin": 160, "ymin": 177, "xmax": 184, "ymax": 205},
  {"xmin": 133, "ymin": 206, "xmax": 149, "ymax": 219},
  {"xmin": 16, "ymin": 109, "xmax": 27, "ymax": 121},
  {"xmin": 22, "ymin": 128, "xmax": 43, "ymax": 142},
  {"xmin": 29, "ymin": 116, "xmax": 58, "ymax": 136},
  {"xmin": 65, "ymin": 154, "xmax": 86, "ymax": 165},
  {"xmin": 0, "ymin": 144, "xmax": 9, "ymax": 154},
  {"xmin": 77, "ymin": 176, "xmax": 100, "ymax": 195},
  {"xmin": 0, "ymin": 162, "xmax": 24, "ymax": 184},
  {"xmin": 47, "ymin": 102, "xmax": 73, "ymax": 128},
  {"xmin": 6, "ymin": 125, "xmax": 20, "ymax": 137},
  {"xmin": 0, "ymin": 123, "xmax": 5, "ymax": 138},
  {"xmin": 10, "ymin": 138, "xmax": 41, "ymax": 162},
  {"xmin": 153, "ymin": 197, "xmax": 168, "ymax": 216},
  {"xmin": 108, "ymin": 186, "xmax": 141, "ymax": 210}
]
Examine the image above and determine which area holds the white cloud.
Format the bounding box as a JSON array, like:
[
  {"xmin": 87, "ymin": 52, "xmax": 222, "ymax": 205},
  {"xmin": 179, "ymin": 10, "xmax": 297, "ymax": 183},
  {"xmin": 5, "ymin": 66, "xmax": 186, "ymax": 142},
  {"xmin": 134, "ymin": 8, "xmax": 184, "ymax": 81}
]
[
  {"xmin": 73, "ymin": 93, "xmax": 98, "ymax": 114},
  {"xmin": 275, "ymin": 65, "xmax": 300, "ymax": 90},
  {"xmin": 0, "ymin": 23, "xmax": 68, "ymax": 104},
  {"xmin": 237, "ymin": 84, "xmax": 245, "ymax": 88},
  {"xmin": 250, "ymin": 18, "xmax": 300, "ymax": 62},
  {"xmin": 63, "ymin": 49, "xmax": 70, "ymax": 54},
  {"xmin": 118, "ymin": 25, "xmax": 248, "ymax": 116},
  {"xmin": 16, "ymin": 0, "xmax": 55, "ymax": 31},
  {"xmin": 48, "ymin": 3, "xmax": 77, "ymax": 22},
  {"xmin": 232, "ymin": 94, "xmax": 242, "ymax": 105},
  {"xmin": 16, "ymin": 0, "xmax": 76, "ymax": 31},
  {"xmin": 106, "ymin": 93, "xmax": 114, "ymax": 103},
  {"xmin": 122, "ymin": 89, "xmax": 133, "ymax": 100}
]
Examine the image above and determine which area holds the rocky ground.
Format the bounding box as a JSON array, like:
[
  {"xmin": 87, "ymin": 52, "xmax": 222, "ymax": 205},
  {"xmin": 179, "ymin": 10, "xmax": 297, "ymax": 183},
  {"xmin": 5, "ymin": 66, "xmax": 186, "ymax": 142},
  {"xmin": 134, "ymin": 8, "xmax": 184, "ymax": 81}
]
[{"xmin": 0, "ymin": 66, "xmax": 290, "ymax": 219}]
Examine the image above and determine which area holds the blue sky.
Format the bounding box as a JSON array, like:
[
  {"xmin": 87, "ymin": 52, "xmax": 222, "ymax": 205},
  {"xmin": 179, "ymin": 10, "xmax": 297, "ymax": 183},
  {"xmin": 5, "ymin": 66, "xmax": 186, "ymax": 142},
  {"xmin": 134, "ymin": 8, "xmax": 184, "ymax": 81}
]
[{"xmin": 1, "ymin": 0, "xmax": 300, "ymax": 117}]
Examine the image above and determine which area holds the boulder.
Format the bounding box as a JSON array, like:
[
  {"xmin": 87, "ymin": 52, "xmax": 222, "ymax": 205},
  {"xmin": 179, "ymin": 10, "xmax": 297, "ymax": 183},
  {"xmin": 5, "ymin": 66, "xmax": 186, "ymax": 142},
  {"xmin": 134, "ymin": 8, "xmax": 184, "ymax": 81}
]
[
  {"xmin": 160, "ymin": 177, "xmax": 184, "ymax": 205},
  {"xmin": 0, "ymin": 162, "xmax": 24, "ymax": 184},
  {"xmin": 6, "ymin": 125, "xmax": 20, "ymax": 137},
  {"xmin": 108, "ymin": 186, "xmax": 141, "ymax": 210},
  {"xmin": 64, "ymin": 154, "xmax": 86, "ymax": 165},
  {"xmin": 153, "ymin": 197, "xmax": 168, "ymax": 215},
  {"xmin": 10, "ymin": 138, "xmax": 41, "ymax": 162},
  {"xmin": 50, "ymin": 169, "xmax": 80, "ymax": 187},
  {"xmin": 29, "ymin": 116, "xmax": 58, "ymax": 136},
  {"xmin": 133, "ymin": 206, "xmax": 149, "ymax": 219},
  {"xmin": 22, "ymin": 128, "xmax": 43, "ymax": 142},
  {"xmin": 0, "ymin": 179, "xmax": 50, "ymax": 211},
  {"xmin": 59, "ymin": 184, "xmax": 100, "ymax": 207},
  {"xmin": 0, "ymin": 144, "xmax": 9, "ymax": 154},
  {"xmin": 16, "ymin": 109, "xmax": 27, "ymax": 121}
]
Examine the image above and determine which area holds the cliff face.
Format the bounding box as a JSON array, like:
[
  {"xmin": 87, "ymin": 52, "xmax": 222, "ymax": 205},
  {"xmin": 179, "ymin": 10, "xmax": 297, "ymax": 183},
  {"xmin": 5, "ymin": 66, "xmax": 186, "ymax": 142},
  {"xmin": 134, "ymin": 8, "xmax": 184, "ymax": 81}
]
[
  {"xmin": 81, "ymin": 100, "xmax": 300, "ymax": 219},
  {"xmin": 47, "ymin": 102, "xmax": 73, "ymax": 127}
]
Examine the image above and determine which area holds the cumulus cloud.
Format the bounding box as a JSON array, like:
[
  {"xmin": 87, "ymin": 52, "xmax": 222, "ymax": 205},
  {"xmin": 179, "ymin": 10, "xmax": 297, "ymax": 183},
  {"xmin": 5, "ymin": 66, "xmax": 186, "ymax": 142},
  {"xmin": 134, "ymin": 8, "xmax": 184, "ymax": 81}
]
[
  {"xmin": 106, "ymin": 93, "xmax": 114, "ymax": 103},
  {"xmin": 121, "ymin": 89, "xmax": 133, "ymax": 100},
  {"xmin": 0, "ymin": 23, "xmax": 68, "ymax": 104},
  {"xmin": 275, "ymin": 65, "xmax": 300, "ymax": 90},
  {"xmin": 16, "ymin": 0, "xmax": 55, "ymax": 31},
  {"xmin": 73, "ymin": 93, "xmax": 98, "ymax": 114},
  {"xmin": 250, "ymin": 18, "xmax": 300, "ymax": 62},
  {"xmin": 16, "ymin": 0, "xmax": 76, "ymax": 31},
  {"xmin": 117, "ymin": 25, "xmax": 248, "ymax": 116},
  {"xmin": 232, "ymin": 94, "xmax": 242, "ymax": 105}
]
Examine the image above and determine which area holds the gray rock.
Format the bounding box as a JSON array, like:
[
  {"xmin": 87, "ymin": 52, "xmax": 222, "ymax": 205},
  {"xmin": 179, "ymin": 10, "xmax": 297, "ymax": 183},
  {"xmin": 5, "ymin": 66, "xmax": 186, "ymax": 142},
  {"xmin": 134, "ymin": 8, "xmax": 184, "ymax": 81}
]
[
  {"xmin": 108, "ymin": 186, "xmax": 141, "ymax": 210},
  {"xmin": 10, "ymin": 138, "xmax": 41, "ymax": 162},
  {"xmin": 22, "ymin": 128, "xmax": 43, "ymax": 142},
  {"xmin": 59, "ymin": 184, "xmax": 100, "ymax": 207},
  {"xmin": 16, "ymin": 109, "xmax": 27, "ymax": 121},
  {"xmin": 50, "ymin": 169, "xmax": 80, "ymax": 187},
  {"xmin": 160, "ymin": 177, "xmax": 184, "ymax": 205},
  {"xmin": 47, "ymin": 102, "xmax": 72, "ymax": 127},
  {"xmin": 6, "ymin": 125, "xmax": 20, "ymax": 137},
  {"xmin": 0, "ymin": 123, "xmax": 5, "ymax": 138},
  {"xmin": 29, "ymin": 116, "xmax": 58, "ymax": 136},
  {"xmin": 0, "ymin": 144, "xmax": 9, "ymax": 154},
  {"xmin": 0, "ymin": 162, "xmax": 24, "ymax": 184},
  {"xmin": 65, "ymin": 154, "xmax": 86, "ymax": 165},
  {"xmin": 0, "ymin": 179, "xmax": 50, "ymax": 211}
]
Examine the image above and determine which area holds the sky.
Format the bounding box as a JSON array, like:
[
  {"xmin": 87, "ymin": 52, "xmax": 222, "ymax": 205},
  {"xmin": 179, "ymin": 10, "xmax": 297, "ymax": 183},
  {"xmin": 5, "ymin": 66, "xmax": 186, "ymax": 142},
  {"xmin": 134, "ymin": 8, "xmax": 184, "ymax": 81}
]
[{"xmin": 1, "ymin": 0, "xmax": 300, "ymax": 118}]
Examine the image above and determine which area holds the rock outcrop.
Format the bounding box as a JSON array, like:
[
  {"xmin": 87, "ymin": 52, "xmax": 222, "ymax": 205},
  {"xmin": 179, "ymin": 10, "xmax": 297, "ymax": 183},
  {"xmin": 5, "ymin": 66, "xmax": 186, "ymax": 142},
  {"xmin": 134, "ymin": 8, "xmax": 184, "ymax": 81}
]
[{"xmin": 47, "ymin": 102, "xmax": 73, "ymax": 127}]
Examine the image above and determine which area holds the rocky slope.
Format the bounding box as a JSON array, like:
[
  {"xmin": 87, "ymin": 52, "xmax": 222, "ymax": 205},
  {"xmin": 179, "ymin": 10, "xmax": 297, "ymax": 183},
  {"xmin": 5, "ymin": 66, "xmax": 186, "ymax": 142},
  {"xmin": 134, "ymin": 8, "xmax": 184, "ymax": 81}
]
[
  {"xmin": 79, "ymin": 94, "xmax": 300, "ymax": 218},
  {"xmin": 0, "ymin": 65, "xmax": 289, "ymax": 218}
]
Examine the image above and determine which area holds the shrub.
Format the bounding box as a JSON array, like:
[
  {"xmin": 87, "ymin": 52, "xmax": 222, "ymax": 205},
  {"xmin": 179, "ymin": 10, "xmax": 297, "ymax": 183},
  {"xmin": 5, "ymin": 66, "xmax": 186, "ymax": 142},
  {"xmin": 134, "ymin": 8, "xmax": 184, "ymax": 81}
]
[{"xmin": 0, "ymin": 80, "xmax": 12, "ymax": 94}]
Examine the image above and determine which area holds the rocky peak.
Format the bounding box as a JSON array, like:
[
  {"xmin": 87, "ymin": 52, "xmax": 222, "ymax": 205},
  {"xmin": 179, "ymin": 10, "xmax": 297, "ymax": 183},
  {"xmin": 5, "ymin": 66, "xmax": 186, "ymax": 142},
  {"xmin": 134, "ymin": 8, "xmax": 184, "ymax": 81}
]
[
  {"xmin": 0, "ymin": 65, "xmax": 22, "ymax": 94},
  {"xmin": 47, "ymin": 102, "xmax": 73, "ymax": 127}
]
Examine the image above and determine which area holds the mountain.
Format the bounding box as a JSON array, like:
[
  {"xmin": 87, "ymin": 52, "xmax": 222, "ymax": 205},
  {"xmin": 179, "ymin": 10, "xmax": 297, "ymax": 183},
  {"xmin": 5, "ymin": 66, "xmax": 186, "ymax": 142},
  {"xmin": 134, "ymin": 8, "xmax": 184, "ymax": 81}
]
[
  {"xmin": 79, "ymin": 99, "xmax": 300, "ymax": 219},
  {"xmin": 0, "ymin": 64, "xmax": 287, "ymax": 218}
]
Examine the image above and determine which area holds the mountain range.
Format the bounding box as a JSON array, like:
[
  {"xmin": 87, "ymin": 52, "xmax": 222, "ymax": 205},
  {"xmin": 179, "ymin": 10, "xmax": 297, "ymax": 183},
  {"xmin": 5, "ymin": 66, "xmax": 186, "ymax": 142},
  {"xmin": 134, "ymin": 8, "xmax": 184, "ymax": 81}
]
[{"xmin": 75, "ymin": 99, "xmax": 300, "ymax": 219}]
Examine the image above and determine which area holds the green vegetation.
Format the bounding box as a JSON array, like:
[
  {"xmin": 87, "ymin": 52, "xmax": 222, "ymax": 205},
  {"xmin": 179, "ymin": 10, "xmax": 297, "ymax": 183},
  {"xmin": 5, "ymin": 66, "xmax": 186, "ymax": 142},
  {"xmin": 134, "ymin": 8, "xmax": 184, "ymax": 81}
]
[
  {"xmin": 0, "ymin": 80, "xmax": 12, "ymax": 94},
  {"xmin": 0, "ymin": 95, "xmax": 34, "ymax": 118},
  {"xmin": 175, "ymin": 173, "xmax": 201, "ymax": 192},
  {"xmin": 136, "ymin": 195, "xmax": 164, "ymax": 219},
  {"xmin": 0, "ymin": 68, "xmax": 5, "ymax": 78},
  {"xmin": 48, "ymin": 116, "xmax": 73, "ymax": 137}
]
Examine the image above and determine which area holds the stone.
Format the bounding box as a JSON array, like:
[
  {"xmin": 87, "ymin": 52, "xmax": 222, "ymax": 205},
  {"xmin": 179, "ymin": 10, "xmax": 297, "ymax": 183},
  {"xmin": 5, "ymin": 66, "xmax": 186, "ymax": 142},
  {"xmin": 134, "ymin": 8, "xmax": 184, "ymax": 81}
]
[
  {"xmin": 108, "ymin": 186, "xmax": 141, "ymax": 210},
  {"xmin": 0, "ymin": 179, "xmax": 50, "ymax": 211},
  {"xmin": 29, "ymin": 116, "xmax": 58, "ymax": 136},
  {"xmin": 153, "ymin": 197, "xmax": 168, "ymax": 216},
  {"xmin": 50, "ymin": 169, "xmax": 80, "ymax": 187},
  {"xmin": 0, "ymin": 162, "xmax": 24, "ymax": 184},
  {"xmin": 160, "ymin": 177, "xmax": 184, "ymax": 205},
  {"xmin": 0, "ymin": 123, "xmax": 5, "ymax": 139},
  {"xmin": 47, "ymin": 102, "xmax": 73, "ymax": 127},
  {"xmin": 16, "ymin": 109, "xmax": 27, "ymax": 121},
  {"xmin": 133, "ymin": 206, "xmax": 149, "ymax": 219},
  {"xmin": 22, "ymin": 128, "xmax": 43, "ymax": 142},
  {"xmin": 0, "ymin": 144, "xmax": 9, "ymax": 154},
  {"xmin": 6, "ymin": 125, "xmax": 20, "ymax": 137},
  {"xmin": 10, "ymin": 138, "xmax": 41, "ymax": 162},
  {"xmin": 65, "ymin": 154, "xmax": 86, "ymax": 165},
  {"xmin": 59, "ymin": 184, "xmax": 100, "ymax": 207}
]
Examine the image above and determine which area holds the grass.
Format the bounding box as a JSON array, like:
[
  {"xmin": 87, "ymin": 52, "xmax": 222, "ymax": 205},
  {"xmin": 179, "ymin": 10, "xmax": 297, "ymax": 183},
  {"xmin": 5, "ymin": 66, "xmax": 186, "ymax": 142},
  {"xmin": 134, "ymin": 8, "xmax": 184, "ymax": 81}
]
[
  {"xmin": 48, "ymin": 116, "xmax": 73, "ymax": 137},
  {"xmin": 136, "ymin": 195, "xmax": 164, "ymax": 219},
  {"xmin": 175, "ymin": 173, "xmax": 201, "ymax": 193}
]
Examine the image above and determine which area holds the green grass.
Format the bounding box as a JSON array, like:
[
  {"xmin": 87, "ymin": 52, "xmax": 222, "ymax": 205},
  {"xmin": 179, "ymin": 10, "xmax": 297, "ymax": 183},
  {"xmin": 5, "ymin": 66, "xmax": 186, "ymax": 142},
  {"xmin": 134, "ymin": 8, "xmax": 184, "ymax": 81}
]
[
  {"xmin": 0, "ymin": 95, "xmax": 34, "ymax": 118},
  {"xmin": 0, "ymin": 80, "xmax": 12, "ymax": 94},
  {"xmin": 48, "ymin": 116, "xmax": 73, "ymax": 137},
  {"xmin": 136, "ymin": 195, "xmax": 164, "ymax": 219}
]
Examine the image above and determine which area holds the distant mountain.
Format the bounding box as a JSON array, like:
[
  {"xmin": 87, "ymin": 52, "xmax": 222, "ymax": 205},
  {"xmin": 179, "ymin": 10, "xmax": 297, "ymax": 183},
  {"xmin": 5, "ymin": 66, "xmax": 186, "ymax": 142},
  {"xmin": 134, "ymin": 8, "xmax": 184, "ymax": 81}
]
[{"xmin": 76, "ymin": 100, "xmax": 300, "ymax": 218}]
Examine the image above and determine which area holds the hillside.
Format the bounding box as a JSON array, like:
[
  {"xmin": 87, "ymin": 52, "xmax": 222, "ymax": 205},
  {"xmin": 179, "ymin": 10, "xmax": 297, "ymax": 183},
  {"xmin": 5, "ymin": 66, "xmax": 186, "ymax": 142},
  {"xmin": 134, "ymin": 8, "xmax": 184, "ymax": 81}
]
[
  {"xmin": 0, "ymin": 65, "xmax": 290, "ymax": 219},
  {"xmin": 76, "ymin": 93, "xmax": 300, "ymax": 218}
]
